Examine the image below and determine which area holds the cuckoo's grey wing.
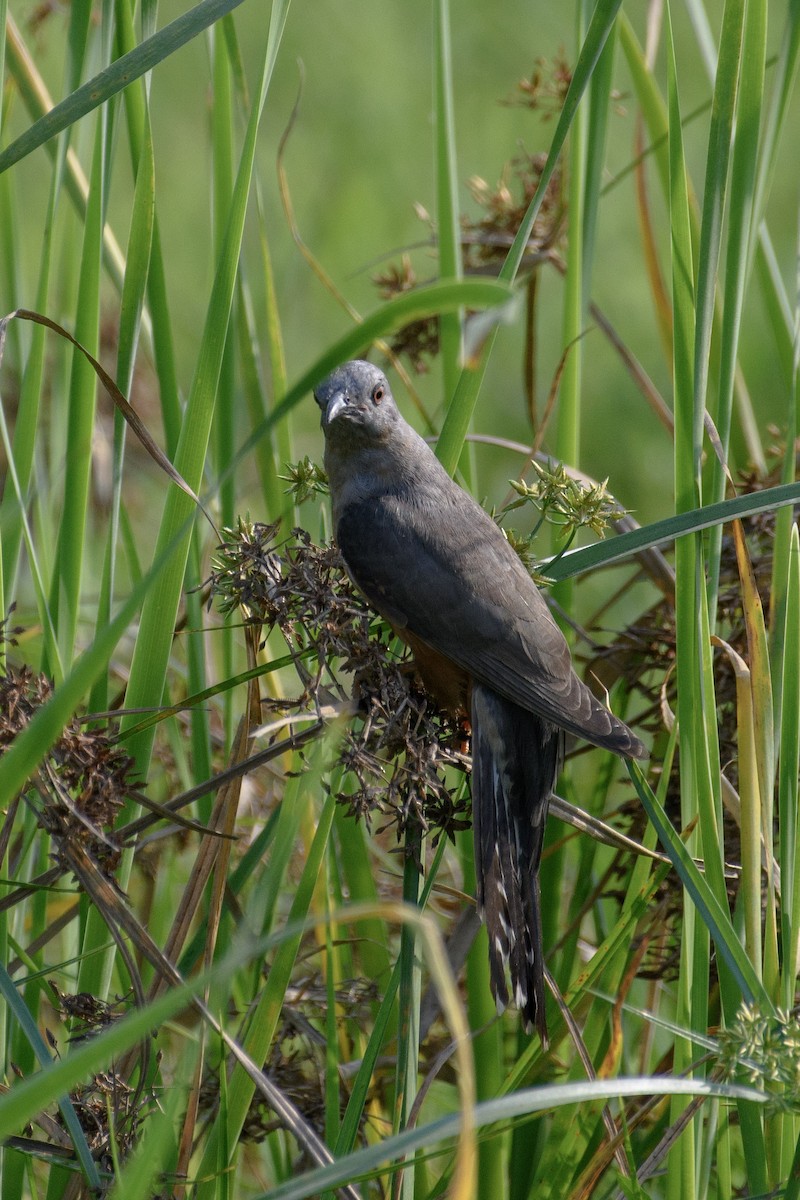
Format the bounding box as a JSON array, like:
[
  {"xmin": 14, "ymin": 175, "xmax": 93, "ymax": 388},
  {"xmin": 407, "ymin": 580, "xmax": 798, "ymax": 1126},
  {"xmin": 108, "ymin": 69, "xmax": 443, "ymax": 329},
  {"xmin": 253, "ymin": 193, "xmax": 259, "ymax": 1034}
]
[{"xmin": 336, "ymin": 492, "xmax": 645, "ymax": 758}]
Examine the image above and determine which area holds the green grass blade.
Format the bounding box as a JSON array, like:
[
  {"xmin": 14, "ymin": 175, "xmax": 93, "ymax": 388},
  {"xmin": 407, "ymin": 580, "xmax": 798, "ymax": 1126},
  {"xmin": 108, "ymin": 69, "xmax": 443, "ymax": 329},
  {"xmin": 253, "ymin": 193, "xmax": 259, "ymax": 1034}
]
[
  {"xmin": 106, "ymin": 1082, "xmax": 184, "ymax": 1200},
  {"xmin": 0, "ymin": 0, "xmax": 253, "ymax": 175},
  {"xmin": 194, "ymin": 783, "xmax": 336, "ymax": 1198},
  {"xmin": 780, "ymin": 525, "xmax": 800, "ymax": 1002},
  {"xmin": 45, "ymin": 109, "xmax": 106, "ymax": 671},
  {"xmin": 254, "ymin": 1078, "xmax": 767, "ymax": 1200},
  {"xmin": 433, "ymin": 0, "xmax": 463, "ymax": 408},
  {"xmin": 119, "ymin": 2, "xmax": 291, "ymax": 785},
  {"xmin": 627, "ymin": 761, "xmax": 767, "ymax": 1008},
  {"xmin": 692, "ymin": 0, "xmax": 744, "ymax": 458},
  {"xmin": 556, "ymin": 1, "xmax": 589, "ymax": 480},
  {"xmin": 544, "ymin": 479, "xmax": 800, "ymax": 580},
  {"xmin": 706, "ymin": 0, "xmax": 766, "ymax": 615},
  {"xmin": 394, "ymin": 830, "xmax": 424, "ymax": 1200},
  {"xmin": 91, "ymin": 105, "xmax": 155, "ymax": 716}
]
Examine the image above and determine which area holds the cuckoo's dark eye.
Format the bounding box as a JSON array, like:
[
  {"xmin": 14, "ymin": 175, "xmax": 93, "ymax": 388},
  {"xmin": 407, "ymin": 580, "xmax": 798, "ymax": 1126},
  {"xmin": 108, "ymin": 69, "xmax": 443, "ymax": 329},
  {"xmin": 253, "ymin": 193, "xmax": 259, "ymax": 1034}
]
[{"xmin": 371, "ymin": 383, "xmax": 385, "ymax": 404}]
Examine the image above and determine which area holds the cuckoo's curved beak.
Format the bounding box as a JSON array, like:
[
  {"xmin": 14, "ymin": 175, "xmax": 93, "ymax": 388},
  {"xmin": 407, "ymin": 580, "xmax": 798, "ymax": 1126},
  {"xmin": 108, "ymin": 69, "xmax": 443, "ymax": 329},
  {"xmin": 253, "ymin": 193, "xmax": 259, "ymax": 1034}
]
[
  {"xmin": 323, "ymin": 390, "xmax": 347, "ymax": 425},
  {"xmin": 314, "ymin": 381, "xmax": 348, "ymax": 428}
]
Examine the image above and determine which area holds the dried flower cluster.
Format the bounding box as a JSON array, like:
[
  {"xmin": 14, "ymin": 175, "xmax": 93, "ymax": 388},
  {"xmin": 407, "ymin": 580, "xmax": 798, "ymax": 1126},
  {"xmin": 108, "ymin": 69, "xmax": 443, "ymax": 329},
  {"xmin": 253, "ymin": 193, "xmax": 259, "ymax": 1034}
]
[
  {"xmin": 502, "ymin": 53, "xmax": 574, "ymax": 116},
  {"xmin": 50, "ymin": 981, "xmax": 128, "ymax": 1043},
  {"xmin": 717, "ymin": 1002, "xmax": 800, "ymax": 1111},
  {"xmin": 462, "ymin": 153, "xmax": 564, "ymax": 269},
  {"xmin": 209, "ymin": 519, "xmax": 470, "ymax": 844},
  {"xmin": 201, "ymin": 976, "xmax": 379, "ymax": 1146},
  {"xmin": 507, "ymin": 460, "xmax": 628, "ymax": 542},
  {"xmin": 371, "ymin": 59, "xmax": 569, "ymax": 374},
  {"xmin": 0, "ymin": 616, "xmax": 135, "ymax": 877},
  {"xmin": 59, "ymin": 1071, "xmax": 141, "ymax": 1172},
  {"xmin": 373, "ymin": 255, "xmax": 440, "ymax": 373}
]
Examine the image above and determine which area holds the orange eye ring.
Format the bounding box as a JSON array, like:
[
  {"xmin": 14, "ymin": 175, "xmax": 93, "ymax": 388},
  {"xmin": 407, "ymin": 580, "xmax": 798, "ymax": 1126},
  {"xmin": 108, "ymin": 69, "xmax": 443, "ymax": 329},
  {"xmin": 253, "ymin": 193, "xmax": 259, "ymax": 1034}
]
[{"xmin": 372, "ymin": 384, "xmax": 385, "ymax": 404}]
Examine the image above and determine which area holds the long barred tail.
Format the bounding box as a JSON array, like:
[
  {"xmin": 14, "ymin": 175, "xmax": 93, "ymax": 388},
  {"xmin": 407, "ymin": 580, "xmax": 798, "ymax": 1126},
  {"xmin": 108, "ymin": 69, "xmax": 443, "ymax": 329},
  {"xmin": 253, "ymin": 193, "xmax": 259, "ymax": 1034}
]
[{"xmin": 471, "ymin": 683, "xmax": 564, "ymax": 1044}]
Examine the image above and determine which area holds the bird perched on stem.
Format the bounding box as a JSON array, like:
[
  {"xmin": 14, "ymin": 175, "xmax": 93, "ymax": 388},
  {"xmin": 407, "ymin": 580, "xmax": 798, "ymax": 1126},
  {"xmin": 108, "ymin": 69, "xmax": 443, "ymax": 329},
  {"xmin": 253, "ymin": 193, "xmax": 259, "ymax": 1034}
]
[{"xmin": 314, "ymin": 359, "xmax": 646, "ymax": 1042}]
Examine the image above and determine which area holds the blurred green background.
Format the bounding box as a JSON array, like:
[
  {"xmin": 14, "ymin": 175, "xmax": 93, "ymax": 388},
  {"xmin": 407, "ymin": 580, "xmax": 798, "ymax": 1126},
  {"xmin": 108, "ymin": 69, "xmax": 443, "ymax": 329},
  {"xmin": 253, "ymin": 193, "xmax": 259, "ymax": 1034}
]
[{"xmin": 6, "ymin": 0, "xmax": 792, "ymax": 536}]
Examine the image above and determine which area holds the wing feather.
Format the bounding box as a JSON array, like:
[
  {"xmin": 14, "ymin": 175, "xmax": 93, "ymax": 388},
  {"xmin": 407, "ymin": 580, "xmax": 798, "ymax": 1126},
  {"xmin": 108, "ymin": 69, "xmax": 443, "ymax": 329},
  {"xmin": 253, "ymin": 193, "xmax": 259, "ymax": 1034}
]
[{"xmin": 336, "ymin": 487, "xmax": 644, "ymax": 757}]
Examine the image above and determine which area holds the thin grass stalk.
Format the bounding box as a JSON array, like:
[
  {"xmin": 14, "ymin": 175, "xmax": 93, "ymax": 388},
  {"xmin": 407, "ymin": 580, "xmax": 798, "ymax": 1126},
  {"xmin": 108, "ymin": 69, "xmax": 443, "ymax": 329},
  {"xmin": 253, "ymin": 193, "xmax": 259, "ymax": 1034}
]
[
  {"xmin": 769, "ymin": 206, "xmax": 800, "ymax": 736},
  {"xmin": 109, "ymin": 0, "xmax": 188, "ymax": 468},
  {"xmin": 44, "ymin": 7, "xmax": 111, "ymax": 675},
  {"xmin": 91, "ymin": 90, "xmax": 155, "ymax": 717},
  {"xmin": 433, "ymin": 0, "xmax": 463, "ymax": 410},
  {"xmin": 619, "ymin": 10, "xmax": 768, "ymax": 485},
  {"xmin": 714, "ymin": 637, "xmax": 763, "ymax": 973},
  {"xmin": 583, "ymin": 20, "xmax": 615, "ymax": 300},
  {"xmin": 185, "ymin": 541, "xmax": 214, "ymax": 780},
  {"xmin": 4, "ymin": 13, "xmax": 136, "ymax": 355},
  {"xmin": 780, "ymin": 525, "xmax": 800, "ymax": 998},
  {"xmin": 323, "ymin": 874, "xmax": 340, "ymax": 1155},
  {"xmin": 458, "ymin": 823, "xmax": 506, "ymax": 1196},
  {"xmin": 627, "ymin": 764, "xmax": 772, "ymax": 1193},
  {"xmin": 212, "ymin": 26, "xmax": 236, "ymax": 532},
  {"xmin": 182, "ymin": 25, "xmax": 238, "ymax": 781},
  {"xmin": 705, "ymin": 0, "xmax": 766, "ymax": 621},
  {"xmin": 0, "ymin": 139, "xmax": 61, "ymax": 598},
  {"xmin": 116, "ymin": 0, "xmax": 183, "ymax": 446},
  {"xmin": 213, "ymin": 28, "xmax": 243, "ymax": 751},
  {"xmin": 258, "ymin": 211, "xmax": 295, "ymax": 526},
  {"xmin": 557, "ymin": 758, "xmax": 616, "ymax": 978},
  {"xmin": 321, "ymin": 828, "xmax": 371, "ymax": 1088},
  {"xmin": 752, "ymin": 0, "xmax": 800, "ymax": 235},
  {"xmin": 544, "ymin": 11, "xmax": 618, "ymax": 1085},
  {"xmin": 682, "ymin": 4, "xmax": 774, "ymax": 1184},
  {"xmin": 68, "ymin": 0, "xmax": 94, "ymax": 91},
  {"xmin": 782, "ymin": 526, "xmax": 800, "ymax": 1186},
  {"xmin": 673, "ymin": 0, "xmax": 745, "ymax": 1030},
  {"xmin": 549, "ymin": 0, "xmax": 590, "ymax": 687},
  {"xmin": 331, "ymin": 802, "xmax": 392, "ymax": 992},
  {"xmin": 394, "ymin": 824, "xmax": 423, "ymax": 1200},
  {"xmin": 681, "ymin": 0, "xmax": 768, "ymax": 477},
  {"xmin": 733, "ymin": 522, "xmax": 778, "ymax": 987},
  {"xmin": 665, "ymin": 9, "xmax": 704, "ymax": 1195},
  {"xmin": 551, "ymin": 7, "xmax": 614, "ymax": 1080},
  {"xmin": 556, "ymin": 0, "xmax": 587, "ymax": 477},
  {"xmin": 434, "ymin": 0, "xmax": 624, "ymax": 476},
  {"xmin": 691, "ymin": 0, "xmax": 744, "ymax": 466},
  {"xmin": 0, "ymin": 0, "xmax": 6, "ymax": 105},
  {"xmin": 236, "ymin": 269, "xmax": 286, "ymax": 520},
  {"xmin": 174, "ymin": 704, "xmax": 257, "ymax": 1187}
]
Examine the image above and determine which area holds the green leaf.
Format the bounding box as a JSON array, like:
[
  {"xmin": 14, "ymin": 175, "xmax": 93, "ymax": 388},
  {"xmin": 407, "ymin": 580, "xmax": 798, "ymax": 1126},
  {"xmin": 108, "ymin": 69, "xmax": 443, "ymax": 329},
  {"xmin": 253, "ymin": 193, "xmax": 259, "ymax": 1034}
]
[{"xmin": 0, "ymin": 0, "xmax": 252, "ymax": 174}]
